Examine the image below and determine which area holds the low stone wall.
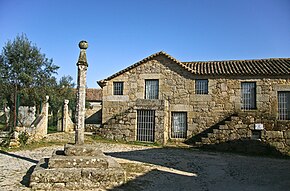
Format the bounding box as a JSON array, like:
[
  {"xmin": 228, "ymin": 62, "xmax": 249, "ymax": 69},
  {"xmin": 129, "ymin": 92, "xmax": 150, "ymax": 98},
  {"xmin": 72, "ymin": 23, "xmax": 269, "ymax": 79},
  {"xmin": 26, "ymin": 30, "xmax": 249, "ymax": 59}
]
[
  {"xmin": 85, "ymin": 124, "xmax": 100, "ymax": 132},
  {"xmin": 18, "ymin": 106, "xmax": 36, "ymax": 127},
  {"xmin": 262, "ymin": 130, "xmax": 290, "ymax": 154},
  {"xmin": 197, "ymin": 114, "xmax": 290, "ymax": 155}
]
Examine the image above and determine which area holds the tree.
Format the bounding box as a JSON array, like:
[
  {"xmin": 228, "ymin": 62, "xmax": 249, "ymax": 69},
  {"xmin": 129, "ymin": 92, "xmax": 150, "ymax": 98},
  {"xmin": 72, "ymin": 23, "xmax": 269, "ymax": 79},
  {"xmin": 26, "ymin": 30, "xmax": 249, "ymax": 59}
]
[
  {"xmin": 0, "ymin": 34, "xmax": 59, "ymax": 130},
  {"xmin": 48, "ymin": 75, "xmax": 76, "ymax": 127}
]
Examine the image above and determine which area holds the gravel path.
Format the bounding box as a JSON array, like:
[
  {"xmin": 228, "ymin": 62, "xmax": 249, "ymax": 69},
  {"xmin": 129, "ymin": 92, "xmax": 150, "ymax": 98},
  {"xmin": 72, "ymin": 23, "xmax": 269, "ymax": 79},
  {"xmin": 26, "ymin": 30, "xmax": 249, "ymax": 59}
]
[{"xmin": 0, "ymin": 137, "xmax": 290, "ymax": 191}]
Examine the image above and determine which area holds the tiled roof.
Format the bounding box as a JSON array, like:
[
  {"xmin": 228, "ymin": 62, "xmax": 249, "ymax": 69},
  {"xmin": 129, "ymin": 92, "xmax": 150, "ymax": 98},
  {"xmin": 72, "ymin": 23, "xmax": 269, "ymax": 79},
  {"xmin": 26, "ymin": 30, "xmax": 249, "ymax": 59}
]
[
  {"xmin": 98, "ymin": 51, "xmax": 290, "ymax": 87},
  {"xmin": 86, "ymin": 88, "xmax": 102, "ymax": 101},
  {"xmin": 73, "ymin": 88, "xmax": 102, "ymax": 101},
  {"xmin": 182, "ymin": 58, "xmax": 290, "ymax": 76},
  {"xmin": 98, "ymin": 51, "xmax": 189, "ymax": 87}
]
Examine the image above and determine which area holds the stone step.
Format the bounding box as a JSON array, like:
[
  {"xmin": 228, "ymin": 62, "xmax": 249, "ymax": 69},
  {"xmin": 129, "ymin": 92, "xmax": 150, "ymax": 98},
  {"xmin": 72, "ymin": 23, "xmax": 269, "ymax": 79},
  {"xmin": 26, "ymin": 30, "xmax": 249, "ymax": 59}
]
[
  {"xmin": 213, "ymin": 129, "xmax": 220, "ymax": 134},
  {"xmin": 30, "ymin": 156, "xmax": 126, "ymax": 190},
  {"xmin": 231, "ymin": 116, "xmax": 240, "ymax": 121},
  {"xmin": 201, "ymin": 137, "xmax": 211, "ymax": 144},
  {"xmin": 207, "ymin": 133, "xmax": 214, "ymax": 138},
  {"xmin": 49, "ymin": 155, "xmax": 109, "ymax": 169},
  {"xmin": 64, "ymin": 143, "xmax": 103, "ymax": 156},
  {"xmin": 219, "ymin": 125, "xmax": 228, "ymax": 130},
  {"xmin": 195, "ymin": 142, "xmax": 202, "ymax": 147},
  {"xmin": 31, "ymin": 156, "xmax": 126, "ymax": 190}
]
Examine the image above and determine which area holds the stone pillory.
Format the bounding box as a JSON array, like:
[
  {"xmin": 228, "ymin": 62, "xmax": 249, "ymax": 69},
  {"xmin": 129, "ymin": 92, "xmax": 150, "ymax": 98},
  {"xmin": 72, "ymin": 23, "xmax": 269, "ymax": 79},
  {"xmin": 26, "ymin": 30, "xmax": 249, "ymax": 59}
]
[
  {"xmin": 75, "ymin": 40, "xmax": 88, "ymax": 145},
  {"xmin": 29, "ymin": 41, "xmax": 126, "ymax": 190}
]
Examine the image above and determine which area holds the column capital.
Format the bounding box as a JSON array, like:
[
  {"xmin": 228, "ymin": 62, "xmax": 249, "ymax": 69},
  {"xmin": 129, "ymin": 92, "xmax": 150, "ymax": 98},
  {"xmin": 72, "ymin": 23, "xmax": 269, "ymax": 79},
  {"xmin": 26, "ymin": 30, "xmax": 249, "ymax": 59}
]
[{"xmin": 77, "ymin": 40, "xmax": 88, "ymax": 67}]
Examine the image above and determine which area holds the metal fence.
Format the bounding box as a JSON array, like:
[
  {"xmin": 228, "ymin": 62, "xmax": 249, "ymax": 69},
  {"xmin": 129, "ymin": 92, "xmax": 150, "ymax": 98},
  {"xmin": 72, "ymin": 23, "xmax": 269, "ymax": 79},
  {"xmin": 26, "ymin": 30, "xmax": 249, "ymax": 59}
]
[
  {"xmin": 137, "ymin": 110, "xmax": 155, "ymax": 142},
  {"xmin": 241, "ymin": 82, "xmax": 256, "ymax": 110},
  {"xmin": 171, "ymin": 112, "xmax": 187, "ymax": 138},
  {"xmin": 278, "ymin": 91, "xmax": 290, "ymax": 120}
]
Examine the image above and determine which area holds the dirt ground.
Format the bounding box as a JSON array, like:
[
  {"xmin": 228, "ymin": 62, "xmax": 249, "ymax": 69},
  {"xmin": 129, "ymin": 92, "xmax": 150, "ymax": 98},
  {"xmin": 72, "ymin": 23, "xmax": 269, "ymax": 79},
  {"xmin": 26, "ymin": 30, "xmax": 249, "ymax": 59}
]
[{"xmin": 0, "ymin": 134, "xmax": 290, "ymax": 191}]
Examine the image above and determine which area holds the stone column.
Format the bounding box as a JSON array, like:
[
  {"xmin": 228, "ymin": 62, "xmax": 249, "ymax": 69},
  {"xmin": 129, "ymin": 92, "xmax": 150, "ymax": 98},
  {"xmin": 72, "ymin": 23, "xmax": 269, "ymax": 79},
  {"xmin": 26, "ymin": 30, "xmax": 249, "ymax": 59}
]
[
  {"xmin": 43, "ymin": 95, "xmax": 49, "ymax": 135},
  {"xmin": 75, "ymin": 41, "xmax": 88, "ymax": 145},
  {"xmin": 63, "ymin": 99, "xmax": 69, "ymax": 132}
]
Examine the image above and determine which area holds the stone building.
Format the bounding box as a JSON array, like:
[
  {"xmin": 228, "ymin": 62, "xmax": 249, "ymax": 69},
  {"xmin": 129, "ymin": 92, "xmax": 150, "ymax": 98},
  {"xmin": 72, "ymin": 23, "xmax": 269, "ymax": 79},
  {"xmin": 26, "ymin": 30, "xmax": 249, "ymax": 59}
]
[
  {"xmin": 85, "ymin": 88, "xmax": 102, "ymax": 131},
  {"xmin": 97, "ymin": 51, "xmax": 290, "ymax": 153}
]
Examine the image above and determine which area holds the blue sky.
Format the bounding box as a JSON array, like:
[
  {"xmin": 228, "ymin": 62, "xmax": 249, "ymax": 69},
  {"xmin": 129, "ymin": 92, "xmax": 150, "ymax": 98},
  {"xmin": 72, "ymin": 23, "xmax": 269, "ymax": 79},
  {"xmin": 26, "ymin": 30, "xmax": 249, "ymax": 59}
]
[{"xmin": 1, "ymin": 0, "xmax": 290, "ymax": 88}]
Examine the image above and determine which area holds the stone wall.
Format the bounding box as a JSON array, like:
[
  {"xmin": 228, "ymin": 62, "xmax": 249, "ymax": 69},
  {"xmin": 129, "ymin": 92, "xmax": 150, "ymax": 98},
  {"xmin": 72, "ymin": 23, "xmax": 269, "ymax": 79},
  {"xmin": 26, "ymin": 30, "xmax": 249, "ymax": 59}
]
[
  {"xmin": 194, "ymin": 114, "xmax": 289, "ymax": 155},
  {"xmin": 100, "ymin": 55, "xmax": 290, "ymax": 147},
  {"xmin": 18, "ymin": 106, "xmax": 36, "ymax": 127}
]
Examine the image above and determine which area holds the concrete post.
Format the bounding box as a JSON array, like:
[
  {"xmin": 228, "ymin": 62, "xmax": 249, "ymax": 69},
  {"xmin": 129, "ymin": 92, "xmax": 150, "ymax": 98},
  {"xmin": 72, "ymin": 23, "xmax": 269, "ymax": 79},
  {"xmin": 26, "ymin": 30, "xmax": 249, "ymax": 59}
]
[{"xmin": 75, "ymin": 41, "xmax": 88, "ymax": 145}]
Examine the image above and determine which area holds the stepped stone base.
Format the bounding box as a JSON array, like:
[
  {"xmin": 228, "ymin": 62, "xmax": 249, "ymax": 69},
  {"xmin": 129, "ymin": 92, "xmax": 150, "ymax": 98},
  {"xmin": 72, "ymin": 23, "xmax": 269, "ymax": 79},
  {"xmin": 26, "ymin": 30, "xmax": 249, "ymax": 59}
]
[{"xmin": 30, "ymin": 144, "xmax": 126, "ymax": 190}]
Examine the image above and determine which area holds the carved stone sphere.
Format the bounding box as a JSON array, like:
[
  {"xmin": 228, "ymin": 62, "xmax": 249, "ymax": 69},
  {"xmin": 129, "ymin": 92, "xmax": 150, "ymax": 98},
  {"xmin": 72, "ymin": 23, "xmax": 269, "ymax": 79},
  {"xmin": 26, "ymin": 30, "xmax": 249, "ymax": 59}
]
[{"xmin": 79, "ymin": 41, "xmax": 88, "ymax": 49}]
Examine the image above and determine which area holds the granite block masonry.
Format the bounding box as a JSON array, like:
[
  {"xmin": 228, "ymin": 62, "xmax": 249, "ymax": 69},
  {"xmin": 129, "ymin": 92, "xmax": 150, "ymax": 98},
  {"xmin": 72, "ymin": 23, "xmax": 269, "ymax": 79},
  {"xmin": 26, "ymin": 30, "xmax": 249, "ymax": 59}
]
[
  {"xmin": 97, "ymin": 51, "xmax": 290, "ymax": 154},
  {"xmin": 75, "ymin": 40, "xmax": 88, "ymax": 145},
  {"xmin": 30, "ymin": 41, "xmax": 126, "ymax": 190},
  {"xmin": 30, "ymin": 144, "xmax": 126, "ymax": 190}
]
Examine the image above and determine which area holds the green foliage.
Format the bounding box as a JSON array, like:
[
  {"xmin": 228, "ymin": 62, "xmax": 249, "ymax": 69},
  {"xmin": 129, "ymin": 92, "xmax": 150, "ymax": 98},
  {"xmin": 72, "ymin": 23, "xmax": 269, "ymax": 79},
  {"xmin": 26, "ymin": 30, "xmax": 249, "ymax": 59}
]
[
  {"xmin": 0, "ymin": 34, "xmax": 59, "ymax": 129},
  {"xmin": 0, "ymin": 123, "xmax": 6, "ymax": 130},
  {"xmin": 48, "ymin": 75, "xmax": 76, "ymax": 126},
  {"xmin": 0, "ymin": 131, "xmax": 12, "ymax": 147},
  {"xmin": 18, "ymin": 131, "xmax": 29, "ymax": 146},
  {"xmin": 48, "ymin": 126, "xmax": 58, "ymax": 134}
]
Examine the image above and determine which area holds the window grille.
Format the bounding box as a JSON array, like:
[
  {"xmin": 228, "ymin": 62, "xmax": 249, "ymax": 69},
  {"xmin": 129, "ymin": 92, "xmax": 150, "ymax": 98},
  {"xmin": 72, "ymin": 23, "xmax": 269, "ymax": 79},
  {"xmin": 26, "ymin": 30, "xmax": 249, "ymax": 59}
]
[
  {"xmin": 145, "ymin": 80, "xmax": 159, "ymax": 99},
  {"xmin": 137, "ymin": 110, "xmax": 155, "ymax": 142},
  {"xmin": 113, "ymin": 82, "xmax": 124, "ymax": 95},
  {"xmin": 195, "ymin": 79, "xmax": 208, "ymax": 94},
  {"xmin": 241, "ymin": 82, "xmax": 256, "ymax": 110},
  {"xmin": 278, "ymin": 91, "xmax": 290, "ymax": 120},
  {"xmin": 171, "ymin": 112, "xmax": 187, "ymax": 138}
]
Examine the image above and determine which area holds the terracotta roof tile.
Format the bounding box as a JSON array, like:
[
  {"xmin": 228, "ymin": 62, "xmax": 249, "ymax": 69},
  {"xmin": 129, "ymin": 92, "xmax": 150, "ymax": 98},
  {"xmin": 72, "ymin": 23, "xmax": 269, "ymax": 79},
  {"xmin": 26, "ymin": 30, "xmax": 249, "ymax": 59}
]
[
  {"xmin": 85, "ymin": 88, "xmax": 102, "ymax": 101},
  {"xmin": 98, "ymin": 51, "xmax": 290, "ymax": 87},
  {"xmin": 182, "ymin": 58, "xmax": 290, "ymax": 76}
]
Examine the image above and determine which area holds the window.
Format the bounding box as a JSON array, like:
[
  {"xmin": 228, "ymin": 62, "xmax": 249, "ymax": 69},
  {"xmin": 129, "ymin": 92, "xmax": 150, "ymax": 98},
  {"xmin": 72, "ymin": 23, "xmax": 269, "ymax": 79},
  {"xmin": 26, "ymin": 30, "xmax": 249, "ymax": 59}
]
[
  {"xmin": 278, "ymin": 91, "xmax": 290, "ymax": 120},
  {"xmin": 171, "ymin": 112, "xmax": 187, "ymax": 138},
  {"xmin": 241, "ymin": 82, "xmax": 256, "ymax": 110},
  {"xmin": 113, "ymin": 82, "xmax": 124, "ymax": 95},
  {"xmin": 145, "ymin": 80, "xmax": 159, "ymax": 99},
  {"xmin": 137, "ymin": 110, "xmax": 155, "ymax": 142},
  {"xmin": 195, "ymin": 79, "xmax": 208, "ymax": 94}
]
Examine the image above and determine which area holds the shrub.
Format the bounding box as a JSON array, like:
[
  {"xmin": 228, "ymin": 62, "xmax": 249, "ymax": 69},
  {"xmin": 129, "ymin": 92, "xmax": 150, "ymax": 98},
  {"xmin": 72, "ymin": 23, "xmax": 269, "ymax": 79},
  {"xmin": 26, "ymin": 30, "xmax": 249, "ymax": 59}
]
[{"xmin": 18, "ymin": 131, "xmax": 29, "ymax": 146}]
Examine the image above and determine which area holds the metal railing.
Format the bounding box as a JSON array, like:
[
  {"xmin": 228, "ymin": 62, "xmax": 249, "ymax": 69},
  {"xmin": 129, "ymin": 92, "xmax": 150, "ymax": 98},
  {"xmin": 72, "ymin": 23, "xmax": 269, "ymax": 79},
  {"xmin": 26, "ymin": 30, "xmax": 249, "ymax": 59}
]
[{"xmin": 137, "ymin": 110, "xmax": 155, "ymax": 142}]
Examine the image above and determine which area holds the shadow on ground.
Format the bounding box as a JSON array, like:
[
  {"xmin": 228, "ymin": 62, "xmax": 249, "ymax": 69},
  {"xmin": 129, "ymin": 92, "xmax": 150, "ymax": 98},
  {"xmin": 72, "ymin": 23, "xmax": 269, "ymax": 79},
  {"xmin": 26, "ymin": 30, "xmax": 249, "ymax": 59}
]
[
  {"xmin": 0, "ymin": 150, "xmax": 38, "ymax": 163},
  {"xmin": 20, "ymin": 165, "xmax": 36, "ymax": 187},
  {"xmin": 197, "ymin": 139, "xmax": 289, "ymax": 158},
  {"xmin": 107, "ymin": 146, "xmax": 290, "ymax": 191}
]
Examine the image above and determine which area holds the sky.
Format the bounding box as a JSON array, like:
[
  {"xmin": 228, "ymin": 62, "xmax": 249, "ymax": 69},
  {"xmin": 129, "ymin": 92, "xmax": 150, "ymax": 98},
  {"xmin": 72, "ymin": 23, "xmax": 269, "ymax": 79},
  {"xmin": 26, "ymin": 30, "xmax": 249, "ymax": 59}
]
[{"xmin": 0, "ymin": 0, "xmax": 290, "ymax": 88}]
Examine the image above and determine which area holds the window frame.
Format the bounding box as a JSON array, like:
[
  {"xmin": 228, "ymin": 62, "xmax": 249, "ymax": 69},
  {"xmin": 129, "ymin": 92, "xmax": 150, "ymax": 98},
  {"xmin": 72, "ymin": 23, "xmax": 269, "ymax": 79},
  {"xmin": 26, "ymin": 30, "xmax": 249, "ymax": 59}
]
[
  {"xmin": 113, "ymin": 81, "xmax": 124, "ymax": 95},
  {"xmin": 171, "ymin": 112, "xmax": 187, "ymax": 139},
  {"xmin": 278, "ymin": 91, "xmax": 290, "ymax": 120},
  {"xmin": 137, "ymin": 109, "xmax": 155, "ymax": 142},
  {"xmin": 195, "ymin": 79, "xmax": 209, "ymax": 94},
  {"xmin": 241, "ymin": 82, "xmax": 257, "ymax": 110},
  {"xmin": 145, "ymin": 79, "xmax": 159, "ymax": 99}
]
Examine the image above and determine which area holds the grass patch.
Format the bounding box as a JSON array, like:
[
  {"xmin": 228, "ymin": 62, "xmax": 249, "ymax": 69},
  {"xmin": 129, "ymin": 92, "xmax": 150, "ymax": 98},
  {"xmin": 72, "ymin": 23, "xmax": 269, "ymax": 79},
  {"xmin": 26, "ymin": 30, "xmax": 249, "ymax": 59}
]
[
  {"xmin": 121, "ymin": 163, "xmax": 150, "ymax": 174},
  {"xmin": 1, "ymin": 133, "xmax": 162, "ymax": 152},
  {"xmin": 48, "ymin": 126, "xmax": 58, "ymax": 134},
  {"xmin": 90, "ymin": 134, "xmax": 161, "ymax": 147},
  {"xmin": 0, "ymin": 123, "xmax": 7, "ymax": 131},
  {"xmin": 0, "ymin": 140, "xmax": 65, "ymax": 152}
]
